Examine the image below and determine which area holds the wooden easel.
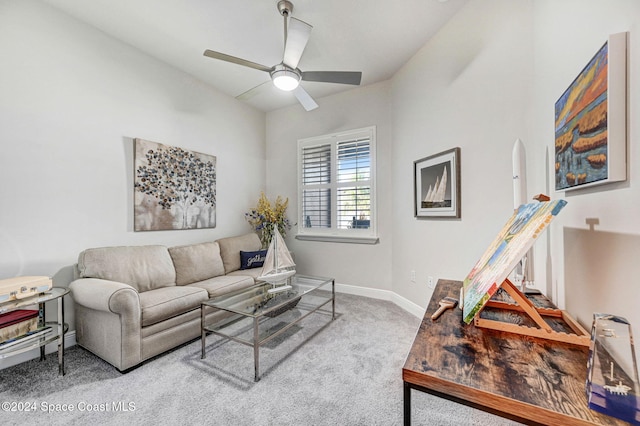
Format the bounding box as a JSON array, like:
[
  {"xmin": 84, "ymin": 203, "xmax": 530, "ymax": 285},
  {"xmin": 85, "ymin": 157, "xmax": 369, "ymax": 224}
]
[{"xmin": 474, "ymin": 278, "xmax": 590, "ymax": 346}]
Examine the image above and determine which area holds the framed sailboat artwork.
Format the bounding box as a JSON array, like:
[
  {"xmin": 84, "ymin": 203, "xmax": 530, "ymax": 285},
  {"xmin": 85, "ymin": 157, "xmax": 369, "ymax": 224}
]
[{"xmin": 414, "ymin": 147, "xmax": 461, "ymax": 218}]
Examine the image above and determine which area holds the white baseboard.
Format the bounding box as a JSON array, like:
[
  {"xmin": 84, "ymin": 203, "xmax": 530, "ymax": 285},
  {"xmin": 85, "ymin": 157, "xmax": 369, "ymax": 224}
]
[
  {"xmin": 334, "ymin": 283, "xmax": 426, "ymax": 318},
  {"xmin": 390, "ymin": 292, "xmax": 427, "ymax": 319},
  {"xmin": 0, "ymin": 330, "xmax": 77, "ymax": 370}
]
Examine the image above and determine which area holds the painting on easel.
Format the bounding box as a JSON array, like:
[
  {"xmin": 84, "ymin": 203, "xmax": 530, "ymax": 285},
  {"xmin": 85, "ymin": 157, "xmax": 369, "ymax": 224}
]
[{"xmin": 462, "ymin": 200, "xmax": 567, "ymax": 324}]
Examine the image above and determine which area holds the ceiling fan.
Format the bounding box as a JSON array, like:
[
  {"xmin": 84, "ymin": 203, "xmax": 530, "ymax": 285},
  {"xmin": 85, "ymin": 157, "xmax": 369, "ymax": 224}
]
[{"xmin": 203, "ymin": 0, "xmax": 362, "ymax": 111}]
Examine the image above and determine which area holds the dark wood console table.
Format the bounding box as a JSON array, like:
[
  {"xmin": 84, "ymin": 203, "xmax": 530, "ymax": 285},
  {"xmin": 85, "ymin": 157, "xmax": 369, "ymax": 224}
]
[{"xmin": 403, "ymin": 279, "xmax": 628, "ymax": 426}]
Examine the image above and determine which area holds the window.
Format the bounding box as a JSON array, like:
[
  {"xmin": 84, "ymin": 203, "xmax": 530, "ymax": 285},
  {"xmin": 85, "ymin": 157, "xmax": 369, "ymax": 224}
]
[{"xmin": 297, "ymin": 126, "xmax": 377, "ymax": 244}]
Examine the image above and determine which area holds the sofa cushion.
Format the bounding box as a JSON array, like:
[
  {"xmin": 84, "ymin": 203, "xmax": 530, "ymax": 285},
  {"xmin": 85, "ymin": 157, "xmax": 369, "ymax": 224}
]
[
  {"xmin": 169, "ymin": 242, "xmax": 225, "ymax": 286},
  {"xmin": 217, "ymin": 233, "xmax": 261, "ymax": 274},
  {"xmin": 188, "ymin": 275, "xmax": 255, "ymax": 298},
  {"xmin": 226, "ymin": 268, "xmax": 264, "ymax": 281},
  {"xmin": 138, "ymin": 286, "xmax": 208, "ymax": 327},
  {"xmin": 77, "ymin": 245, "xmax": 176, "ymax": 293}
]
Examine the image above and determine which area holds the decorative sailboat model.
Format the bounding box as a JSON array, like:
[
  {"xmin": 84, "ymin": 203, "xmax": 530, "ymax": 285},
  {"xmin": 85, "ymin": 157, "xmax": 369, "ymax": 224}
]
[{"xmin": 258, "ymin": 227, "xmax": 296, "ymax": 294}]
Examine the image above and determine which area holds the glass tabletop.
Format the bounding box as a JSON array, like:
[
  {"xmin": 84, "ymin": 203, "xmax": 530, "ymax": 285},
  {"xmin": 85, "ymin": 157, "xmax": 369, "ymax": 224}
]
[
  {"xmin": 203, "ymin": 274, "xmax": 333, "ymax": 318},
  {"xmin": 0, "ymin": 287, "xmax": 70, "ymax": 314}
]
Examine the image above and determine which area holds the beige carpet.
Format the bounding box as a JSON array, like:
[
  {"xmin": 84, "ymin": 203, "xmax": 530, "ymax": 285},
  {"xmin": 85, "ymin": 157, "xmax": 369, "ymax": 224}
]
[{"xmin": 0, "ymin": 292, "xmax": 520, "ymax": 425}]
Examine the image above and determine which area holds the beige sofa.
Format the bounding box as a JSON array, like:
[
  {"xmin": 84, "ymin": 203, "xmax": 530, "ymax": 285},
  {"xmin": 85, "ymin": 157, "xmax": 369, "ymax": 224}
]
[{"xmin": 69, "ymin": 233, "xmax": 263, "ymax": 371}]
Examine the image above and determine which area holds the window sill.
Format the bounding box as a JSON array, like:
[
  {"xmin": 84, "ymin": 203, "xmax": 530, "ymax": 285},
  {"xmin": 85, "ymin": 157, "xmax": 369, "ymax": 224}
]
[{"xmin": 295, "ymin": 234, "xmax": 379, "ymax": 244}]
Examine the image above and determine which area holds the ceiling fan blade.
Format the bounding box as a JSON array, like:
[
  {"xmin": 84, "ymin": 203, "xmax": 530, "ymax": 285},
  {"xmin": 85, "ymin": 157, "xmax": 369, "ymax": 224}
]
[
  {"xmin": 236, "ymin": 80, "xmax": 272, "ymax": 101},
  {"xmin": 283, "ymin": 17, "xmax": 312, "ymax": 69},
  {"xmin": 293, "ymin": 86, "xmax": 318, "ymax": 111},
  {"xmin": 301, "ymin": 71, "xmax": 362, "ymax": 85},
  {"xmin": 203, "ymin": 49, "xmax": 272, "ymax": 73}
]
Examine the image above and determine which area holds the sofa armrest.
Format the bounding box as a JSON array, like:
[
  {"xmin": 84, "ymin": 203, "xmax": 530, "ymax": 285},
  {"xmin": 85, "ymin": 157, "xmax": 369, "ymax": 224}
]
[
  {"xmin": 70, "ymin": 278, "xmax": 143, "ymax": 371},
  {"xmin": 70, "ymin": 278, "xmax": 140, "ymax": 317}
]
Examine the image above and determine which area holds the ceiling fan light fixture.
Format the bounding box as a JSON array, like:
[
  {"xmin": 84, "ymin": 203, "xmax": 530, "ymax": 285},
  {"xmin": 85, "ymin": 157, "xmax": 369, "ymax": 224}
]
[
  {"xmin": 203, "ymin": 1, "xmax": 361, "ymax": 110},
  {"xmin": 272, "ymin": 69, "xmax": 300, "ymax": 91}
]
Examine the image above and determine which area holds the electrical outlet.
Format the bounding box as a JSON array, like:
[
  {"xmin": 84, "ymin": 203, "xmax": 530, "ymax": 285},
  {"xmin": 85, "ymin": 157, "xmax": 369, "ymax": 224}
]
[
  {"xmin": 410, "ymin": 270, "xmax": 416, "ymax": 283},
  {"xmin": 427, "ymin": 276, "xmax": 434, "ymax": 289}
]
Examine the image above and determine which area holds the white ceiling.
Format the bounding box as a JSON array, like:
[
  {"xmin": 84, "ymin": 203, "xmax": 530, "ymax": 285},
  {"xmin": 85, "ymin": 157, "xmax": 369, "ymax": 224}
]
[{"xmin": 42, "ymin": 0, "xmax": 468, "ymax": 112}]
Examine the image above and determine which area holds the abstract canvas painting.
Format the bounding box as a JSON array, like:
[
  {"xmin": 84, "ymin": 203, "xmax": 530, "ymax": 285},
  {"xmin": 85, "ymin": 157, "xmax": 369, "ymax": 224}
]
[
  {"xmin": 134, "ymin": 139, "xmax": 216, "ymax": 231},
  {"xmin": 462, "ymin": 200, "xmax": 567, "ymax": 324},
  {"xmin": 555, "ymin": 32, "xmax": 627, "ymax": 191}
]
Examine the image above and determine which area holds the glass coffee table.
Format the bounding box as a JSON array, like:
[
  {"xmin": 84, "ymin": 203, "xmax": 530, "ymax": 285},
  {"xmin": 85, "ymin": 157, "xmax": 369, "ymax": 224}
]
[{"xmin": 200, "ymin": 274, "xmax": 335, "ymax": 381}]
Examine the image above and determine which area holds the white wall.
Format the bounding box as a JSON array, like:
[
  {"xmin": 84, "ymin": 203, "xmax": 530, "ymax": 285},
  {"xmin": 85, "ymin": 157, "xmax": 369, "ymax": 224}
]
[
  {"xmin": 530, "ymin": 0, "xmax": 640, "ymax": 336},
  {"xmin": 0, "ymin": 1, "xmax": 265, "ymax": 332},
  {"xmin": 391, "ymin": 0, "xmax": 534, "ymax": 306},
  {"xmin": 265, "ymin": 81, "xmax": 394, "ymax": 294},
  {"xmin": 265, "ymin": 0, "xmax": 533, "ymax": 313},
  {"xmin": 389, "ymin": 0, "xmax": 640, "ymax": 357},
  {"xmin": 266, "ymin": 0, "xmax": 640, "ymax": 347}
]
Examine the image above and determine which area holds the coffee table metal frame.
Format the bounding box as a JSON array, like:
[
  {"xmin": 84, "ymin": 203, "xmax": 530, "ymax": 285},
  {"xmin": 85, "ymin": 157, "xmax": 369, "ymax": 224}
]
[{"xmin": 200, "ymin": 274, "xmax": 335, "ymax": 381}]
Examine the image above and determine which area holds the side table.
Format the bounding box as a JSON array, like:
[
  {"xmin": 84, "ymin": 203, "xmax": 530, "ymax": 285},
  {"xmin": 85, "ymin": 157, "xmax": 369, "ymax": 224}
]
[
  {"xmin": 403, "ymin": 279, "xmax": 629, "ymax": 425},
  {"xmin": 0, "ymin": 287, "xmax": 70, "ymax": 375}
]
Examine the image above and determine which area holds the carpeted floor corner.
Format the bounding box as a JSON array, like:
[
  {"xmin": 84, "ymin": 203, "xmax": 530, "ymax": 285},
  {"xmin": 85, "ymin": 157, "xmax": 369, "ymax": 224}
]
[{"xmin": 0, "ymin": 293, "xmax": 521, "ymax": 426}]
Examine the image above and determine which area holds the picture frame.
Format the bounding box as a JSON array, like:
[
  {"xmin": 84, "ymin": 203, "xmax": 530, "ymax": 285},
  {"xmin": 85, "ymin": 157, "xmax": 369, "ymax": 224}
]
[
  {"xmin": 554, "ymin": 32, "xmax": 627, "ymax": 191},
  {"xmin": 414, "ymin": 147, "xmax": 460, "ymax": 218},
  {"xmin": 134, "ymin": 138, "xmax": 217, "ymax": 231}
]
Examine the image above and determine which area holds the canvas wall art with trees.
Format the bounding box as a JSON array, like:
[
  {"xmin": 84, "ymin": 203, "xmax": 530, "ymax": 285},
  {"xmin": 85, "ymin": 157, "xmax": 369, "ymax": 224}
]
[{"xmin": 134, "ymin": 138, "xmax": 216, "ymax": 231}]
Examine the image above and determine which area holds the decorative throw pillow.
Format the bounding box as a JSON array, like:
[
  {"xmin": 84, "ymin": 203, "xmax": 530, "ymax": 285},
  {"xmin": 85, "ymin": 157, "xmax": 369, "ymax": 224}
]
[{"xmin": 240, "ymin": 250, "xmax": 267, "ymax": 270}]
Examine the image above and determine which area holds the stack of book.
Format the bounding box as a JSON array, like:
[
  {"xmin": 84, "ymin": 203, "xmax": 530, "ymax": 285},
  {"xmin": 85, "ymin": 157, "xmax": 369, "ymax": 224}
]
[{"xmin": 0, "ymin": 309, "xmax": 51, "ymax": 349}]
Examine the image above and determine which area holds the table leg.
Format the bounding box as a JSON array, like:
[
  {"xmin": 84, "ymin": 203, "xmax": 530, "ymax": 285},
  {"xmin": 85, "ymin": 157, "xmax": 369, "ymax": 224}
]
[
  {"xmin": 332, "ymin": 279, "xmax": 336, "ymax": 320},
  {"xmin": 254, "ymin": 317, "xmax": 260, "ymax": 382},
  {"xmin": 201, "ymin": 305, "xmax": 206, "ymax": 359},
  {"xmin": 39, "ymin": 301, "xmax": 46, "ymax": 361},
  {"xmin": 404, "ymin": 382, "xmax": 411, "ymax": 426},
  {"xmin": 58, "ymin": 296, "xmax": 65, "ymax": 375}
]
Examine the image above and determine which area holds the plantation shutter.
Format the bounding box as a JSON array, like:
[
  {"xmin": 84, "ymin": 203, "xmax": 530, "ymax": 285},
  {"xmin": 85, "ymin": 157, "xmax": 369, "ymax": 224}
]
[
  {"xmin": 297, "ymin": 126, "xmax": 376, "ymax": 242},
  {"xmin": 336, "ymin": 137, "xmax": 371, "ymax": 229},
  {"xmin": 301, "ymin": 143, "xmax": 331, "ymax": 228}
]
